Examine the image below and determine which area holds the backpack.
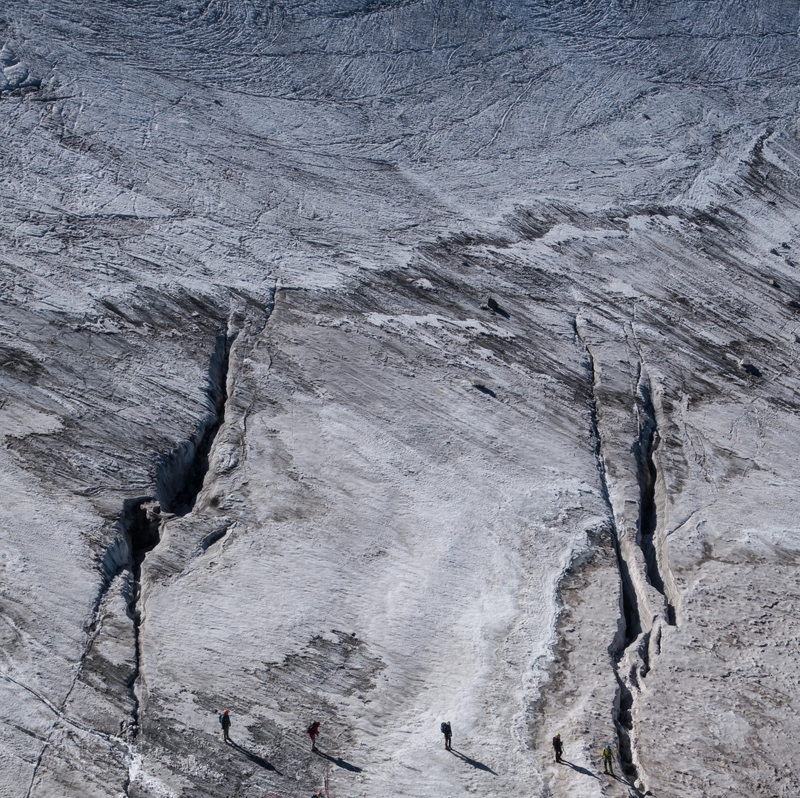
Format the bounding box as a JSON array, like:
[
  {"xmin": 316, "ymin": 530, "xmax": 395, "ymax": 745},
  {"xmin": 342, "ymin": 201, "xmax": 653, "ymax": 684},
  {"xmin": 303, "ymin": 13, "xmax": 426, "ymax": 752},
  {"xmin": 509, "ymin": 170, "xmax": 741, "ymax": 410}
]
[
  {"xmin": 308, "ymin": 723, "xmax": 317, "ymax": 735},
  {"xmin": 440, "ymin": 722, "xmax": 447, "ymax": 734},
  {"xmin": 219, "ymin": 713, "xmax": 225, "ymax": 725}
]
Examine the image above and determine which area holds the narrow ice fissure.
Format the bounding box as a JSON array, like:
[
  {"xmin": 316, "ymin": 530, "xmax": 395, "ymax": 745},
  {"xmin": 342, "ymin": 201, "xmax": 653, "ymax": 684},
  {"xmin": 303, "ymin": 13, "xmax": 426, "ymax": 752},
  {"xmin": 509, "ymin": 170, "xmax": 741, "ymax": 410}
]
[
  {"xmin": 30, "ymin": 322, "xmax": 235, "ymax": 798},
  {"xmin": 574, "ymin": 320, "xmax": 642, "ymax": 647},
  {"xmin": 24, "ymin": 290, "xmax": 274, "ymax": 797},
  {"xmin": 634, "ymin": 368, "xmax": 677, "ymax": 626},
  {"xmin": 575, "ymin": 319, "xmax": 644, "ymax": 792},
  {"xmin": 118, "ymin": 331, "xmax": 235, "ymax": 798},
  {"xmin": 157, "ymin": 330, "xmax": 234, "ymax": 515},
  {"xmin": 123, "ymin": 498, "xmax": 162, "ymax": 740},
  {"xmin": 119, "ymin": 287, "xmax": 278, "ymax": 794},
  {"xmin": 127, "ymin": 325, "xmax": 234, "ymax": 726},
  {"xmin": 22, "ymin": 520, "xmax": 142, "ymax": 797},
  {"xmin": 575, "ymin": 322, "xmax": 687, "ymax": 795}
]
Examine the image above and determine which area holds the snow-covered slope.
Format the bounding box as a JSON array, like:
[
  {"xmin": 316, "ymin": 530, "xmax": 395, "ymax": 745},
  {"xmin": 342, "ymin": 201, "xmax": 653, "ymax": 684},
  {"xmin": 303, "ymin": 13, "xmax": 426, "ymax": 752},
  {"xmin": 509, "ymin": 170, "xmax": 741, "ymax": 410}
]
[{"xmin": 2, "ymin": 2, "xmax": 800, "ymax": 797}]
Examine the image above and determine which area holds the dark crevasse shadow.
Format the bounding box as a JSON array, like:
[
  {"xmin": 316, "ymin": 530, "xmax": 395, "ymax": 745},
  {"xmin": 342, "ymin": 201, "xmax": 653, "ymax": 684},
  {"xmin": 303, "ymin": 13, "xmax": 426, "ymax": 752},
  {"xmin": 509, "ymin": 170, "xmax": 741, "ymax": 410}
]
[
  {"xmin": 559, "ymin": 760, "xmax": 600, "ymax": 780},
  {"xmin": 229, "ymin": 741, "xmax": 282, "ymax": 774},
  {"xmin": 313, "ymin": 749, "xmax": 363, "ymax": 773},
  {"xmin": 486, "ymin": 297, "xmax": 510, "ymax": 318},
  {"xmin": 611, "ymin": 772, "xmax": 638, "ymax": 788},
  {"xmin": 449, "ymin": 749, "xmax": 497, "ymax": 775}
]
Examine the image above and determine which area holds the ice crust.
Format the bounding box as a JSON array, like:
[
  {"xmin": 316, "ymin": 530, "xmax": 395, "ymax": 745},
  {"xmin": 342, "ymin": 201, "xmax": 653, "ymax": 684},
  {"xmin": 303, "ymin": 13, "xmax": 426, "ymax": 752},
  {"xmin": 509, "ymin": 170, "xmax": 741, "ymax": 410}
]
[{"xmin": 2, "ymin": 2, "xmax": 800, "ymax": 797}]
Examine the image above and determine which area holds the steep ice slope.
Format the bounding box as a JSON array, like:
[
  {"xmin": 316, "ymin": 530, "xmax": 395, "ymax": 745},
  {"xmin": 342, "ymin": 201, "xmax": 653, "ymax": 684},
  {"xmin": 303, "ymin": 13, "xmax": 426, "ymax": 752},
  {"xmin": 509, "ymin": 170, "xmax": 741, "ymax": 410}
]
[
  {"xmin": 2, "ymin": 2, "xmax": 800, "ymax": 797},
  {"xmin": 132, "ymin": 277, "xmax": 601, "ymax": 798}
]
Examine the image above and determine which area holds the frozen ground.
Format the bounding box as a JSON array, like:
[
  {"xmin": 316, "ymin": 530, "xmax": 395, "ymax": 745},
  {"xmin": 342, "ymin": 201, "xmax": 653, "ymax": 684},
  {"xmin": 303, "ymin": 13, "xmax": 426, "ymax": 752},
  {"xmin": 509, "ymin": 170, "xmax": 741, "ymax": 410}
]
[{"xmin": 2, "ymin": 2, "xmax": 800, "ymax": 797}]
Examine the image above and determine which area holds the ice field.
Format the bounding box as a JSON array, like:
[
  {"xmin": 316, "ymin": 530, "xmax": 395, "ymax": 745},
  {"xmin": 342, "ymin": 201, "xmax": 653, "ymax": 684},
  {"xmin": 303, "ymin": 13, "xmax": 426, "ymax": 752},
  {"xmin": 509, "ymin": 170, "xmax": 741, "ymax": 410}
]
[{"xmin": 2, "ymin": 2, "xmax": 800, "ymax": 797}]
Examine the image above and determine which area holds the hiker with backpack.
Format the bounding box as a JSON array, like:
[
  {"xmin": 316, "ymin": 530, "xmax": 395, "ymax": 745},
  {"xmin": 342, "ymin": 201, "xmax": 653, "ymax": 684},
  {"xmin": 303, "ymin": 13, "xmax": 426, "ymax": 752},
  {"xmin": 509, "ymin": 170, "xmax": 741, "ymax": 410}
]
[
  {"xmin": 552, "ymin": 733, "xmax": 563, "ymax": 762},
  {"xmin": 602, "ymin": 744, "xmax": 614, "ymax": 774},
  {"xmin": 308, "ymin": 720, "xmax": 321, "ymax": 751},
  {"xmin": 440, "ymin": 721, "xmax": 452, "ymax": 750},
  {"xmin": 219, "ymin": 709, "xmax": 231, "ymax": 743}
]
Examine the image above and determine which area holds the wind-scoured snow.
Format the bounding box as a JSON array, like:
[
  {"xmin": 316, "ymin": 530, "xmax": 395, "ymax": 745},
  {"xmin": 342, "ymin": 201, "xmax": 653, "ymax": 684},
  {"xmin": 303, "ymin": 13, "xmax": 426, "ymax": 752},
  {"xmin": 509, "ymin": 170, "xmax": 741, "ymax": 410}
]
[{"xmin": 2, "ymin": 2, "xmax": 800, "ymax": 798}]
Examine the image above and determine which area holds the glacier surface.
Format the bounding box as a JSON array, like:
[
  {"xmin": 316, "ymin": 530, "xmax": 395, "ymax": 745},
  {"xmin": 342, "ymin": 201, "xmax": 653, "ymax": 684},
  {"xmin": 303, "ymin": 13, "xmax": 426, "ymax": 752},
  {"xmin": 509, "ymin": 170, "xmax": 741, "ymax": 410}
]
[{"xmin": 2, "ymin": 2, "xmax": 800, "ymax": 797}]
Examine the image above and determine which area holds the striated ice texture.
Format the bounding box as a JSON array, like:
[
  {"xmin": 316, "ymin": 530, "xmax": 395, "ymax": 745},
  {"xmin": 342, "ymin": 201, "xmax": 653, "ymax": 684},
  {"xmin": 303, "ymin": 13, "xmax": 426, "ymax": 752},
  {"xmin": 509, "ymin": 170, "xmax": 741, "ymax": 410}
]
[{"xmin": 2, "ymin": 2, "xmax": 800, "ymax": 797}]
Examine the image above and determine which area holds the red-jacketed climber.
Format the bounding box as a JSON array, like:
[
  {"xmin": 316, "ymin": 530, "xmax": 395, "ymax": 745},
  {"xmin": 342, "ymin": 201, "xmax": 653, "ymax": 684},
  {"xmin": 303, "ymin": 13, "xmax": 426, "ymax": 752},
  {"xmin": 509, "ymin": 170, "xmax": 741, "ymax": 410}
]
[{"xmin": 308, "ymin": 720, "xmax": 321, "ymax": 751}]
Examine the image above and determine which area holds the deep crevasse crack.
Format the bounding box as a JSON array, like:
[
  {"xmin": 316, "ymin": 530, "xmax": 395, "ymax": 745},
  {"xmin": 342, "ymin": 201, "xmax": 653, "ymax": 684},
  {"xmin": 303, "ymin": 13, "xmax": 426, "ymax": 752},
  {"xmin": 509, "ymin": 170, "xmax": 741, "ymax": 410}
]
[
  {"xmin": 27, "ymin": 288, "xmax": 281, "ymax": 797},
  {"xmin": 634, "ymin": 365, "xmax": 678, "ymax": 626},
  {"xmin": 574, "ymin": 317, "xmax": 687, "ymax": 795},
  {"xmin": 574, "ymin": 321, "xmax": 639, "ymax": 784},
  {"xmin": 121, "ymin": 288, "xmax": 277, "ymax": 794}
]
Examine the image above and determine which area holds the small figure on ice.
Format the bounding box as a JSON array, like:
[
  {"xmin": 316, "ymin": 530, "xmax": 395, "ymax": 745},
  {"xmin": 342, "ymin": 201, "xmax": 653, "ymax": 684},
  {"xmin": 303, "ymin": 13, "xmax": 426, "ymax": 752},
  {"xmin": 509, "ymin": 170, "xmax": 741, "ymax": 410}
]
[
  {"xmin": 441, "ymin": 721, "xmax": 452, "ymax": 750},
  {"xmin": 602, "ymin": 744, "xmax": 614, "ymax": 774},
  {"xmin": 308, "ymin": 720, "xmax": 321, "ymax": 751},
  {"xmin": 219, "ymin": 709, "xmax": 231, "ymax": 743},
  {"xmin": 552, "ymin": 733, "xmax": 563, "ymax": 763}
]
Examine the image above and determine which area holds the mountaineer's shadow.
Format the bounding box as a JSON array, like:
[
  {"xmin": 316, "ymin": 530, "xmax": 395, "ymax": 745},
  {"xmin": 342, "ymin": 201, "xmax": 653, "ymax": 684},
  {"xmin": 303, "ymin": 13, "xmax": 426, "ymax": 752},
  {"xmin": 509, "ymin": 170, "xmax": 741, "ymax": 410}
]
[
  {"xmin": 612, "ymin": 772, "xmax": 635, "ymax": 786},
  {"xmin": 229, "ymin": 741, "xmax": 282, "ymax": 775},
  {"xmin": 450, "ymin": 749, "xmax": 497, "ymax": 775},
  {"xmin": 313, "ymin": 749, "xmax": 363, "ymax": 773},
  {"xmin": 559, "ymin": 760, "xmax": 599, "ymax": 780}
]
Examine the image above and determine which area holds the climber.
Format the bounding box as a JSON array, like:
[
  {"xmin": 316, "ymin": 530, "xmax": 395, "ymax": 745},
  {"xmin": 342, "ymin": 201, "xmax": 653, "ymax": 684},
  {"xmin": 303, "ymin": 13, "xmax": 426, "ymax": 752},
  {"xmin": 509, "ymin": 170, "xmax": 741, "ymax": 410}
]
[
  {"xmin": 552, "ymin": 733, "xmax": 563, "ymax": 763},
  {"xmin": 308, "ymin": 720, "xmax": 321, "ymax": 751},
  {"xmin": 440, "ymin": 721, "xmax": 452, "ymax": 750},
  {"xmin": 602, "ymin": 744, "xmax": 614, "ymax": 774},
  {"xmin": 219, "ymin": 709, "xmax": 231, "ymax": 743}
]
